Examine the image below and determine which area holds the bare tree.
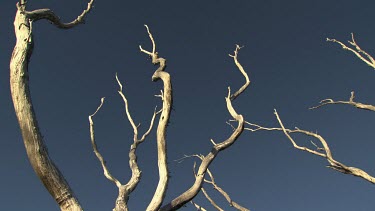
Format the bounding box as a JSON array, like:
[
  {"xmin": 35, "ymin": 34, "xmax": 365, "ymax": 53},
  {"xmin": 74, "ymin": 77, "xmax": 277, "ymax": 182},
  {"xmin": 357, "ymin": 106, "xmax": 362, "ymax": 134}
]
[
  {"xmin": 10, "ymin": 0, "xmax": 251, "ymax": 209},
  {"xmin": 246, "ymin": 34, "xmax": 375, "ymax": 184}
]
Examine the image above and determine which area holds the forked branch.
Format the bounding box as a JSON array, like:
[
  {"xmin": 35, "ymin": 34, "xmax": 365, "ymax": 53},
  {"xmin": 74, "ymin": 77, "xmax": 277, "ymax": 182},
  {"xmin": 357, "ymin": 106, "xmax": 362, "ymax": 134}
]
[
  {"xmin": 160, "ymin": 45, "xmax": 249, "ymax": 210},
  {"xmin": 187, "ymin": 155, "xmax": 250, "ymax": 211},
  {"xmin": 89, "ymin": 75, "xmax": 160, "ymax": 211},
  {"xmin": 327, "ymin": 33, "xmax": 375, "ymax": 69},
  {"xmin": 246, "ymin": 110, "xmax": 375, "ymax": 184},
  {"xmin": 310, "ymin": 91, "xmax": 375, "ymax": 111}
]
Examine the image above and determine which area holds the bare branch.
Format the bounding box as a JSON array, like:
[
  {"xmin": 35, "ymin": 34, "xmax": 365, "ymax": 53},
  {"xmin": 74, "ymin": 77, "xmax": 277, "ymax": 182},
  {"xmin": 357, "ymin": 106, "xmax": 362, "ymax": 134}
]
[
  {"xmin": 89, "ymin": 98, "xmax": 122, "ymax": 188},
  {"xmin": 327, "ymin": 33, "xmax": 375, "ymax": 69},
  {"xmin": 187, "ymin": 156, "xmax": 250, "ymax": 211},
  {"xmin": 139, "ymin": 25, "xmax": 172, "ymax": 211},
  {"xmin": 310, "ymin": 91, "xmax": 375, "ymax": 111},
  {"xmin": 160, "ymin": 45, "xmax": 248, "ymax": 211},
  {"xmin": 205, "ymin": 169, "xmax": 250, "ymax": 211},
  {"xmin": 201, "ymin": 188, "xmax": 224, "ymax": 211},
  {"xmin": 87, "ymin": 74, "xmax": 160, "ymax": 211},
  {"xmin": 246, "ymin": 111, "xmax": 375, "ymax": 184},
  {"xmin": 22, "ymin": 0, "xmax": 95, "ymax": 29},
  {"xmin": 191, "ymin": 201, "xmax": 208, "ymax": 211},
  {"xmin": 229, "ymin": 45, "xmax": 251, "ymax": 101},
  {"xmin": 9, "ymin": 1, "xmax": 96, "ymax": 209}
]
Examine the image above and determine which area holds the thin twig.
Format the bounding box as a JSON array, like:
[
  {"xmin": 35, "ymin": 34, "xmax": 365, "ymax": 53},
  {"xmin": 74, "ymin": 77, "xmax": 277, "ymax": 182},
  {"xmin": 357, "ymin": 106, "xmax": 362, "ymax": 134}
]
[
  {"xmin": 310, "ymin": 91, "xmax": 375, "ymax": 111},
  {"xmin": 89, "ymin": 98, "xmax": 122, "ymax": 188}
]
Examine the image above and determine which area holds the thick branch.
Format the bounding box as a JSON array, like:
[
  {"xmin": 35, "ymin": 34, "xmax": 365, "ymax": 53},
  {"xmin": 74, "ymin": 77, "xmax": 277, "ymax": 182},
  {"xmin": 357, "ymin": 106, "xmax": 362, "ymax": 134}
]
[
  {"xmin": 310, "ymin": 91, "xmax": 375, "ymax": 111},
  {"xmin": 9, "ymin": 1, "xmax": 94, "ymax": 210},
  {"xmin": 327, "ymin": 33, "xmax": 375, "ymax": 69},
  {"xmin": 140, "ymin": 25, "xmax": 172, "ymax": 211},
  {"xmin": 21, "ymin": 0, "xmax": 95, "ymax": 29},
  {"xmin": 245, "ymin": 111, "xmax": 375, "ymax": 184},
  {"xmin": 160, "ymin": 45, "xmax": 249, "ymax": 210}
]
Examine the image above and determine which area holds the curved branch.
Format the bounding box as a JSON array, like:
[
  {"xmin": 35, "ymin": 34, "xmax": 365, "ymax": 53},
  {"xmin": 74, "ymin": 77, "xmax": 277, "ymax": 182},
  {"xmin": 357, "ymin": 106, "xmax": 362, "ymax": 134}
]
[
  {"xmin": 9, "ymin": 1, "xmax": 94, "ymax": 210},
  {"xmin": 245, "ymin": 111, "xmax": 375, "ymax": 184},
  {"xmin": 229, "ymin": 45, "xmax": 250, "ymax": 101},
  {"xmin": 22, "ymin": 0, "xmax": 94, "ymax": 29},
  {"xmin": 160, "ymin": 45, "xmax": 249, "ymax": 210},
  {"xmin": 140, "ymin": 25, "xmax": 172, "ymax": 211},
  {"xmin": 310, "ymin": 91, "xmax": 375, "ymax": 111}
]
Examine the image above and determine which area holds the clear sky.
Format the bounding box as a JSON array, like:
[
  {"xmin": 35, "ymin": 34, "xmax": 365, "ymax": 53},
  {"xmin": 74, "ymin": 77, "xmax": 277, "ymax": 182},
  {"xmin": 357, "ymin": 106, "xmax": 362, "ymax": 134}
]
[{"xmin": 1, "ymin": 0, "xmax": 375, "ymax": 210}]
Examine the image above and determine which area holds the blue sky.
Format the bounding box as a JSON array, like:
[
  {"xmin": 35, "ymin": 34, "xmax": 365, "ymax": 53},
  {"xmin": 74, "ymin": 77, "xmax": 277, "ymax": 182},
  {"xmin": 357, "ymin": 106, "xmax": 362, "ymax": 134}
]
[{"xmin": 1, "ymin": 0, "xmax": 375, "ymax": 210}]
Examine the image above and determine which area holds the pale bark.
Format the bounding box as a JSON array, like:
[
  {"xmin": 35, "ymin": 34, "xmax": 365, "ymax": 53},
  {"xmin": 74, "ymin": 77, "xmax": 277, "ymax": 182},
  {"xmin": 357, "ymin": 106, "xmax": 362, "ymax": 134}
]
[
  {"xmin": 310, "ymin": 91, "xmax": 375, "ymax": 111},
  {"xmin": 10, "ymin": 1, "xmax": 94, "ymax": 210},
  {"xmin": 139, "ymin": 25, "xmax": 172, "ymax": 211},
  {"xmin": 327, "ymin": 33, "xmax": 375, "ymax": 69},
  {"xmin": 89, "ymin": 76, "xmax": 160, "ymax": 211},
  {"xmin": 246, "ymin": 110, "xmax": 375, "ymax": 184},
  {"xmin": 160, "ymin": 45, "xmax": 249, "ymax": 211}
]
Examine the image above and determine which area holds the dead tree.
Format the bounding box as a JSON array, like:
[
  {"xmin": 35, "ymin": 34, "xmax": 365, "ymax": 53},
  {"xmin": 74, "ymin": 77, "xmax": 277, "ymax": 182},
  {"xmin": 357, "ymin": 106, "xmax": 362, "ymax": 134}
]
[
  {"xmin": 246, "ymin": 34, "xmax": 375, "ymax": 184},
  {"xmin": 10, "ymin": 0, "xmax": 251, "ymax": 209}
]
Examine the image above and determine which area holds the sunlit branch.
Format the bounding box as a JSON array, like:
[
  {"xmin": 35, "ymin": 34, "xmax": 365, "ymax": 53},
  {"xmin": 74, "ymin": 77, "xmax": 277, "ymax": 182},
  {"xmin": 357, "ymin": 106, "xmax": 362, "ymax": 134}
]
[
  {"xmin": 310, "ymin": 91, "xmax": 375, "ymax": 111},
  {"xmin": 205, "ymin": 168, "xmax": 250, "ymax": 211},
  {"xmin": 191, "ymin": 201, "xmax": 208, "ymax": 211},
  {"xmin": 90, "ymin": 75, "xmax": 160, "ymax": 211},
  {"xmin": 21, "ymin": 0, "xmax": 95, "ymax": 29},
  {"xmin": 229, "ymin": 45, "xmax": 250, "ymax": 101},
  {"xmin": 89, "ymin": 98, "xmax": 122, "ymax": 187},
  {"xmin": 140, "ymin": 25, "xmax": 172, "ymax": 211},
  {"xmin": 327, "ymin": 33, "xmax": 375, "ymax": 69},
  {"xmin": 187, "ymin": 155, "xmax": 249, "ymax": 211},
  {"xmin": 160, "ymin": 45, "xmax": 248, "ymax": 210},
  {"xmin": 245, "ymin": 110, "xmax": 375, "ymax": 184},
  {"xmin": 10, "ymin": 1, "xmax": 96, "ymax": 210}
]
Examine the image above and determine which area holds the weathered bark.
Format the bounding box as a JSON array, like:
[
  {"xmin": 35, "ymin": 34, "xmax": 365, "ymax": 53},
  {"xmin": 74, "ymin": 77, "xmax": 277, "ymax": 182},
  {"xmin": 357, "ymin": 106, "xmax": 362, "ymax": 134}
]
[
  {"xmin": 139, "ymin": 25, "xmax": 172, "ymax": 211},
  {"xmin": 10, "ymin": 1, "xmax": 94, "ymax": 210}
]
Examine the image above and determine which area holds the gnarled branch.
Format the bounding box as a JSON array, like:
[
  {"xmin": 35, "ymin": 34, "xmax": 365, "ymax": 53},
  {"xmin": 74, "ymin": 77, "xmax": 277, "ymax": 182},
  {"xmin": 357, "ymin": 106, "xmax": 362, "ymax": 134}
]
[
  {"xmin": 140, "ymin": 25, "xmax": 172, "ymax": 211},
  {"xmin": 21, "ymin": 0, "xmax": 95, "ymax": 29},
  {"xmin": 10, "ymin": 1, "xmax": 95, "ymax": 210}
]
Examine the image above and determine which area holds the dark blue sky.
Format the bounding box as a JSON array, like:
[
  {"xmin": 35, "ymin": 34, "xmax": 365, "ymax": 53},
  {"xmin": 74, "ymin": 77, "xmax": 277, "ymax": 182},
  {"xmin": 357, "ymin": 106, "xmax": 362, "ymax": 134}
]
[{"xmin": 1, "ymin": 0, "xmax": 375, "ymax": 210}]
